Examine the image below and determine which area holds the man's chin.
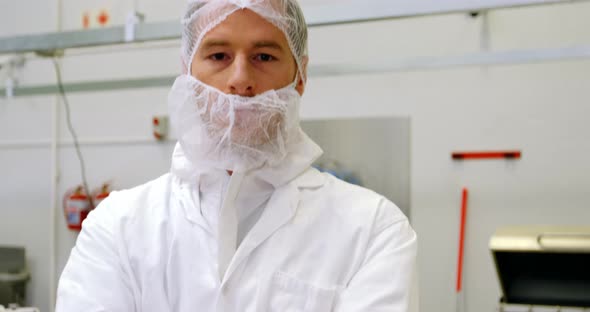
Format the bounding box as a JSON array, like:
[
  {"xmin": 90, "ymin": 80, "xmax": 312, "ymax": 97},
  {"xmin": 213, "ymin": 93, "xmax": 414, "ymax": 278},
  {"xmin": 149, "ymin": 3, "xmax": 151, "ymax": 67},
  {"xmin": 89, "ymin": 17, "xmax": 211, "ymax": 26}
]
[
  {"xmin": 229, "ymin": 116, "xmax": 282, "ymax": 148},
  {"xmin": 230, "ymin": 127, "xmax": 275, "ymax": 148}
]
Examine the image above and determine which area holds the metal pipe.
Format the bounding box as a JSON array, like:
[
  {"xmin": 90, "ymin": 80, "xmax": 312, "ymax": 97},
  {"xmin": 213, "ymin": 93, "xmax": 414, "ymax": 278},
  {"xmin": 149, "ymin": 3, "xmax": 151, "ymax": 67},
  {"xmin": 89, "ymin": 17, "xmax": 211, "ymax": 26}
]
[
  {"xmin": 2, "ymin": 44, "xmax": 590, "ymax": 97},
  {"xmin": 49, "ymin": 0, "xmax": 63, "ymax": 310},
  {"xmin": 0, "ymin": 137, "xmax": 176, "ymax": 149}
]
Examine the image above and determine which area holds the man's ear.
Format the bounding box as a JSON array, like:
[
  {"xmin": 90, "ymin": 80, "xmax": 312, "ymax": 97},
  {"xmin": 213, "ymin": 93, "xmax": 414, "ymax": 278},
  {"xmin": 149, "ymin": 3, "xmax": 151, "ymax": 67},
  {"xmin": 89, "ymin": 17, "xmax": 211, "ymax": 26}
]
[{"xmin": 296, "ymin": 56, "xmax": 309, "ymax": 96}]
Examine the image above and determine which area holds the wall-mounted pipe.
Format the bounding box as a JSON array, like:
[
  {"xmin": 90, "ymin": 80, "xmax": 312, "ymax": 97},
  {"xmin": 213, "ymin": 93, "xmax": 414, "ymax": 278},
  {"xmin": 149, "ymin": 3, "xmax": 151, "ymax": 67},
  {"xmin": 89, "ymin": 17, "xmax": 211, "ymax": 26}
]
[{"xmin": 2, "ymin": 44, "xmax": 590, "ymax": 98}]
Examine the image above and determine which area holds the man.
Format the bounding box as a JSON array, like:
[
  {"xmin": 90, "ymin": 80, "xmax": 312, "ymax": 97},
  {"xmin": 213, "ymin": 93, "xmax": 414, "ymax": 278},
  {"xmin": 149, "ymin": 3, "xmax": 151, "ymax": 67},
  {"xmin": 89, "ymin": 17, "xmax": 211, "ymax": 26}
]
[{"xmin": 56, "ymin": 0, "xmax": 417, "ymax": 311}]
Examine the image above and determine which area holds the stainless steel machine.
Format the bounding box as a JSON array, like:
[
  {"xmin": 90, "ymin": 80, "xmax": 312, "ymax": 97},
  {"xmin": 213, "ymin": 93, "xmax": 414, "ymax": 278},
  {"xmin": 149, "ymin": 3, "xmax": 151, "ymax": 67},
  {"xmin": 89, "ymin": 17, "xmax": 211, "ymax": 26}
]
[
  {"xmin": 490, "ymin": 226, "xmax": 590, "ymax": 312},
  {"xmin": 0, "ymin": 246, "xmax": 30, "ymax": 307}
]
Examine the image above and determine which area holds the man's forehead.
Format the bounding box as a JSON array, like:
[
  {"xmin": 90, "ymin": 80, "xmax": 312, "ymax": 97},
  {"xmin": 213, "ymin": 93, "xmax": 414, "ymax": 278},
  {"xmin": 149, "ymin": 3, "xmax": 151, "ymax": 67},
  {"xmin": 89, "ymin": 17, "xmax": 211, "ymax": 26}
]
[
  {"xmin": 196, "ymin": 8, "xmax": 290, "ymax": 51},
  {"xmin": 200, "ymin": 38, "xmax": 285, "ymax": 51},
  {"xmin": 189, "ymin": 0, "xmax": 292, "ymax": 44}
]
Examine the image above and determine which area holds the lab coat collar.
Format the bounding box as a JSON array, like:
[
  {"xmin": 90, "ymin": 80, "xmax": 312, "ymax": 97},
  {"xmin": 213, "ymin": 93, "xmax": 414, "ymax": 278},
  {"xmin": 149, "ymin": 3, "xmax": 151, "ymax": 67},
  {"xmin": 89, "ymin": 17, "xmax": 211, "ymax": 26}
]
[
  {"xmin": 221, "ymin": 166, "xmax": 327, "ymax": 282},
  {"xmin": 170, "ymin": 129, "xmax": 324, "ymax": 189},
  {"xmin": 170, "ymin": 129, "xmax": 325, "ymax": 225},
  {"xmin": 170, "ymin": 130, "xmax": 327, "ymax": 283},
  {"xmin": 222, "ymin": 182, "xmax": 299, "ymax": 283},
  {"xmin": 251, "ymin": 130, "xmax": 324, "ymax": 188}
]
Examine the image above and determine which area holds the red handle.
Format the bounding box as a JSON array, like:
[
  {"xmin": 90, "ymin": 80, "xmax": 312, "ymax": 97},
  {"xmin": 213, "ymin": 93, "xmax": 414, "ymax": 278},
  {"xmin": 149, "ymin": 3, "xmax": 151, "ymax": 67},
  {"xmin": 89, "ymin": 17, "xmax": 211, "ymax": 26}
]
[
  {"xmin": 452, "ymin": 151, "xmax": 521, "ymax": 160},
  {"xmin": 456, "ymin": 188, "xmax": 468, "ymax": 293}
]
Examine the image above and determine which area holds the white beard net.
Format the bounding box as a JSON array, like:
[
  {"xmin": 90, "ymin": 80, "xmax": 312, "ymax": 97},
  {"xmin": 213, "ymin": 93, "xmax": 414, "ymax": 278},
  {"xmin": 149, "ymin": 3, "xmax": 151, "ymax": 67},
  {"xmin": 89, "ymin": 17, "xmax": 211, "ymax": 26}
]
[
  {"xmin": 168, "ymin": 75, "xmax": 303, "ymax": 172},
  {"xmin": 181, "ymin": 0, "xmax": 308, "ymax": 78}
]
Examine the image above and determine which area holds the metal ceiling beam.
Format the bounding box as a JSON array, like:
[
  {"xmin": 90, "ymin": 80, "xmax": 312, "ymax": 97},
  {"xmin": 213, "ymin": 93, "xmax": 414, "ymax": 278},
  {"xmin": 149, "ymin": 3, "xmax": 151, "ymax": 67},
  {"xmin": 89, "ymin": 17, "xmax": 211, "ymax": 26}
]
[
  {"xmin": 0, "ymin": 21, "xmax": 180, "ymax": 55},
  {"xmin": 2, "ymin": 44, "xmax": 590, "ymax": 98},
  {"xmin": 2, "ymin": 76, "xmax": 175, "ymax": 97},
  {"xmin": 0, "ymin": 0, "xmax": 587, "ymax": 55},
  {"xmin": 308, "ymin": 45, "xmax": 590, "ymax": 76},
  {"xmin": 303, "ymin": 0, "xmax": 588, "ymax": 26}
]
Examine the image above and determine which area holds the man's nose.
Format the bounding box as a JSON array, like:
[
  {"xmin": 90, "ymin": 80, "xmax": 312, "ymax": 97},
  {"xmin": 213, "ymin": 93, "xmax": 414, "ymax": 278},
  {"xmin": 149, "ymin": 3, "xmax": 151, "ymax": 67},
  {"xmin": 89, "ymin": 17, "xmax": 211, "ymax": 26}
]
[{"xmin": 227, "ymin": 56, "xmax": 255, "ymax": 97}]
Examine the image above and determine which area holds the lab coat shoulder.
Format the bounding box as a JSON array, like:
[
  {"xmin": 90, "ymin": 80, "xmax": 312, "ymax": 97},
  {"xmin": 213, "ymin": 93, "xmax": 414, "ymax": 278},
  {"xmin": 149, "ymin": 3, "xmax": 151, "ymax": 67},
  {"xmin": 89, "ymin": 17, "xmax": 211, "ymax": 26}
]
[
  {"xmin": 89, "ymin": 173, "xmax": 173, "ymax": 228},
  {"xmin": 56, "ymin": 173, "xmax": 173, "ymax": 312},
  {"xmin": 292, "ymin": 168, "xmax": 417, "ymax": 311},
  {"xmin": 296, "ymin": 168, "xmax": 410, "ymax": 234}
]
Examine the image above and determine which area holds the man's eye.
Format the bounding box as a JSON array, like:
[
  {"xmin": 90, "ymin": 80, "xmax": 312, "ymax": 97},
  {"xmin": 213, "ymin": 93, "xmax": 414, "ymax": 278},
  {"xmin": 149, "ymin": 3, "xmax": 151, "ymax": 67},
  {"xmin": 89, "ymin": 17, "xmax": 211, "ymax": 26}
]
[
  {"xmin": 255, "ymin": 54, "xmax": 275, "ymax": 62},
  {"xmin": 209, "ymin": 53, "xmax": 228, "ymax": 61}
]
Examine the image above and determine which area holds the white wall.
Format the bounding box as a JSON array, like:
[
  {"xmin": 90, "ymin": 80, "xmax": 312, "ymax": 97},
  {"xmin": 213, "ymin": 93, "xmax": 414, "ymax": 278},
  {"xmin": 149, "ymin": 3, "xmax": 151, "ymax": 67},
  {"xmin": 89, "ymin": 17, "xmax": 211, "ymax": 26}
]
[
  {"xmin": 1, "ymin": 1, "xmax": 590, "ymax": 311},
  {"xmin": 304, "ymin": 4, "xmax": 590, "ymax": 311}
]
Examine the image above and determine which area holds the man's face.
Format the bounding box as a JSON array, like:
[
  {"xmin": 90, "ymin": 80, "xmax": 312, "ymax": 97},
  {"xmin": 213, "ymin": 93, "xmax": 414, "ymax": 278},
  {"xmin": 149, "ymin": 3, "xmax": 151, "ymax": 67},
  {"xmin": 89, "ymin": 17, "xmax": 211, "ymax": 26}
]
[
  {"xmin": 189, "ymin": 8, "xmax": 305, "ymax": 149},
  {"xmin": 190, "ymin": 8, "xmax": 305, "ymax": 96}
]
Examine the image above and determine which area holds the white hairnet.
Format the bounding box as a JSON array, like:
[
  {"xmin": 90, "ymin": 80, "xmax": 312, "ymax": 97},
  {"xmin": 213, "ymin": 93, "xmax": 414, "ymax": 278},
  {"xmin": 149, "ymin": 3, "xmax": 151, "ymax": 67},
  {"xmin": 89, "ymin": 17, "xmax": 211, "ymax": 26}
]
[{"xmin": 181, "ymin": 0, "xmax": 308, "ymax": 80}]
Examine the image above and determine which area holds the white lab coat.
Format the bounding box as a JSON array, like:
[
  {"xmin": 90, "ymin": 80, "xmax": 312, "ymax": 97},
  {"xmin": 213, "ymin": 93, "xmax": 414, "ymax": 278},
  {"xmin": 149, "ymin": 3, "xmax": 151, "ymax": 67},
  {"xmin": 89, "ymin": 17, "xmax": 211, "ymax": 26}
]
[{"xmin": 56, "ymin": 135, "xmax": 417, "ymax": 312}]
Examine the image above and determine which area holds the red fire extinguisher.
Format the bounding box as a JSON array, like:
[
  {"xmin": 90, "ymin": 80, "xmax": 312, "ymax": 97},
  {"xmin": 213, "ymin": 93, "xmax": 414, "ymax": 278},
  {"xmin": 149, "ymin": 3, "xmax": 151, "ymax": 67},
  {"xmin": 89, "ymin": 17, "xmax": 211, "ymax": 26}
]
[
  {"xmin": 63, "ymin": 186, "xmax": 93, "ymax": 231},
  {"xmin": 93, "ymin": 183, "xmax": 111, "ymax": 208}
]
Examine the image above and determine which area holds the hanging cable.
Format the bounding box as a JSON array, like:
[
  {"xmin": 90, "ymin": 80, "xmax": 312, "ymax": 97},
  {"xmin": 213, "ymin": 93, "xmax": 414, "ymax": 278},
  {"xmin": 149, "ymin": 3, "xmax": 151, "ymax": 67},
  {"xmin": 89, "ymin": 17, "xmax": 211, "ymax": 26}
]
[{"xmin": 52, "ymin": 58, "xmax": 94, "ymax": 208}]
